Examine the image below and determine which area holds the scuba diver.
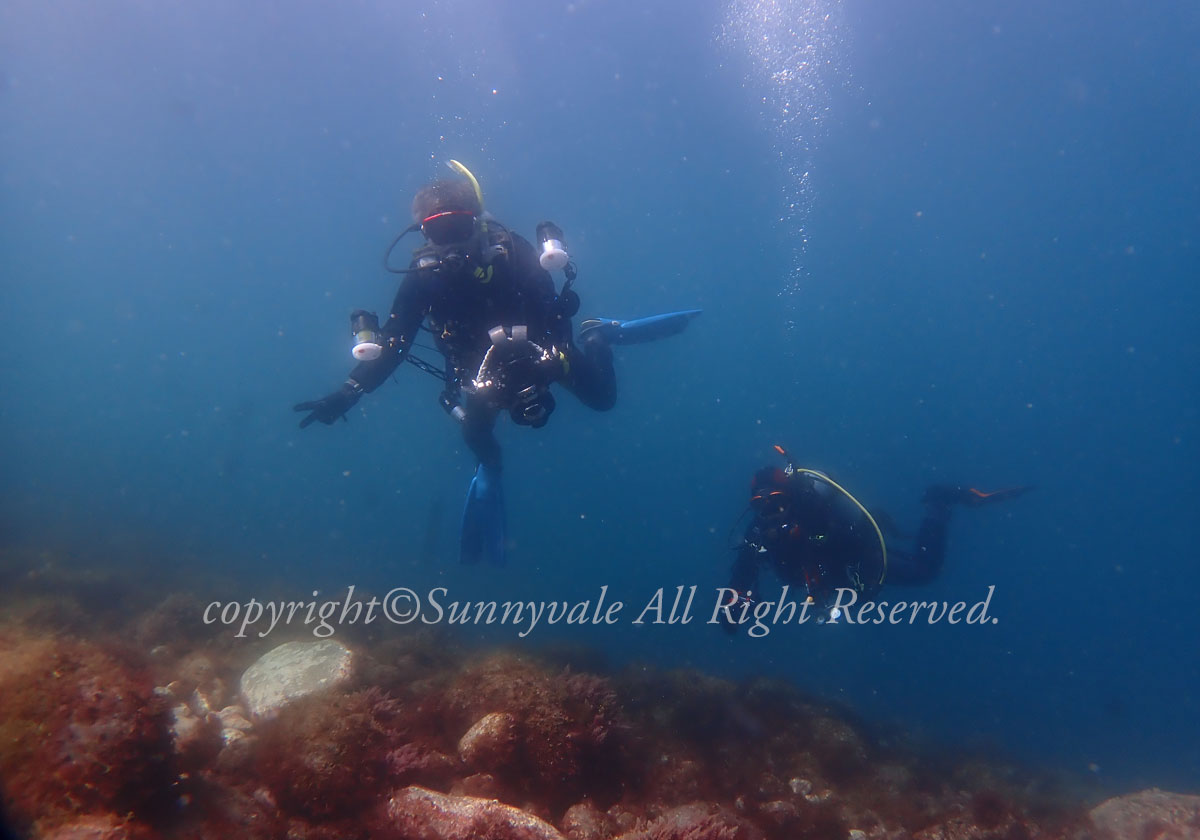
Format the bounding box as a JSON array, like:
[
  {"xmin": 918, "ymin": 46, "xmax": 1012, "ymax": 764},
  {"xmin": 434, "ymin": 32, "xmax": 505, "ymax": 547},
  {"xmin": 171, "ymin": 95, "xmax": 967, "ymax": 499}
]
[
  {"xmin": 294, "ymin": 161, "xmax": 700, "ymax": 566},
  {"xmin": 720, "ymin": 445, "xmax": 1033, "ymax": 630}
]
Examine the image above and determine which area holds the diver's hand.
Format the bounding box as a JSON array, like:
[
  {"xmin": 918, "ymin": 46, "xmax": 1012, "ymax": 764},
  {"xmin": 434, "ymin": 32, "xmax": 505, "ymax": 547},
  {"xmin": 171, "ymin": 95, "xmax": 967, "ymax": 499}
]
[
  {"xmin": 539, "ymin": 346, "xmax": 570, "ymax": 386},
  {"xmin": 294, "ymin": 381, "xmax": 362, "ymax": 429}
]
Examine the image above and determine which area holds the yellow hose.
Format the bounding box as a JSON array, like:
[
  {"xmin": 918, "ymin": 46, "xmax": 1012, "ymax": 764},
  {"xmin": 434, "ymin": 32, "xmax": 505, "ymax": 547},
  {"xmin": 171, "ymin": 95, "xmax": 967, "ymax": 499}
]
[{"xmin": 794, "ymin": 468, "xmax": 888, "ymax": 586}]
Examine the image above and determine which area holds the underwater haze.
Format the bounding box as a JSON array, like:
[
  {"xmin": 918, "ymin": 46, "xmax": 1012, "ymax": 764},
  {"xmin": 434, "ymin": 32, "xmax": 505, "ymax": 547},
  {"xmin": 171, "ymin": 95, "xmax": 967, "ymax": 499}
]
[{"xmin": 2, "ymin": 0, "xmax": 1198, "ymax": 798}]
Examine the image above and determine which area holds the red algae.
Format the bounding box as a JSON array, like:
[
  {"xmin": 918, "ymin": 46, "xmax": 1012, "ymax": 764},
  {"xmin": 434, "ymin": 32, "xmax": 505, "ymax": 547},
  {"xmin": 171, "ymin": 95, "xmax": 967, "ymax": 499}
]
[
  {"xmin": 442, "ymin": 654, "xmax": 625, "ymax": 810},
  {"xmin": 249, "ymin": 688, "xmax": 404, "ymax": 821},
  {"xmin": 0, "ymin": 573, "xmax": 1133, "ymax": 840},
  {"xmin": 0, "ymin": 631, "xmax": 173, "ymax": 837}
]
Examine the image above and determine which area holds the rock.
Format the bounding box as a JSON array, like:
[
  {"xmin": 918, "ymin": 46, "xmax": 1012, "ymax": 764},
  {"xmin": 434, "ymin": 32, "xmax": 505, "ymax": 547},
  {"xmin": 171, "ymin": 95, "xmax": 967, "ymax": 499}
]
[
  {"xmin": 211, "ymin": 703, "xmax": 256, "ymax": 771},
  {"xmin": 169, "ymin": 702, "xmax": 221, "ymax": 766},
  {"xmin": 561, "ymin": 801, "xmax": 614, "ymax": 840},
  {"xmin": 789, "ymin": 777, "xmax": 813, "ymax": 796},
  {"xmin": 238, "ymin": 640, "xmax": 354, "ymax": 719},
  {"xmin": 451, "ymin": 772, "xmax": 503, "ymax": 800},
  {"xmin": 1089, "ymin": 788, "xmax": 1200, "ymax": 839},
  {"xmin": 171, "ymin": 702, "xmax": 202, "ymax": 741},
  {"xmin": 386, "ymin": 742, "xmax": 461, "ymax": 788},
  {"xmin": 606, "ymin": 807, "xmax": 639, "ymax": 835},
  {"xmin": 457, "ymin": 711, "xmax": 518, "ymax": 772},
  {"xmin": 216, "ymin": 704, "xmax": 254, "ymax": 744},
  {"xmin": 40, "ymin": 814, "xmax": 136, "ymax": 840},
  {"xmin": 387, "ymin": 785, "xmax": 565, "ymax": 840},
  {"xmin": 213, "ymin": 734, "xmax": 254, "ymax": 773}
]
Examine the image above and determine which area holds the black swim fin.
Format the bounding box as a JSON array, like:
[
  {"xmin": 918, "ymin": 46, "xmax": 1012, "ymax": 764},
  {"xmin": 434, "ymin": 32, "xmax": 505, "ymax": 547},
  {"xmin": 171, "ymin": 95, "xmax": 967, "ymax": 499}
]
[
  {"xmin": 923, "ymin": 484, "xmax": 1035, "ymax": 509},
  {"xmin": 961, "ymin": 484, "xmax": 1036, "ymax": 507}
]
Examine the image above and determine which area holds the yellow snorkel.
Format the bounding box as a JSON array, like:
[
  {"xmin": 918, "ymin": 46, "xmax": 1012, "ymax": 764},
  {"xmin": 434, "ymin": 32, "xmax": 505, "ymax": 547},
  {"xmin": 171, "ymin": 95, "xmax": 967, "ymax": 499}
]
[
  {"xmin": 448, "ymin": 159, "xmax": 487, "ymax": 235},
  {"xmin": 446, "ymin": 159, "xmax": 496, "ymax": 280}
]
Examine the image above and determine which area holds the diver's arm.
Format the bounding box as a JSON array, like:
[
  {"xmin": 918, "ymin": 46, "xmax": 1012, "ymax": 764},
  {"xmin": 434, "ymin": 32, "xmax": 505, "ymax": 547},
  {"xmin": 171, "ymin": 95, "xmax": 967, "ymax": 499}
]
[
  {"xmin": 512, "ymin": 232, "xmax": 571, "ymax": 347},
  {"xmin": 347, "ymin": 275, "xmax": 428, "ymax": 392},
  {"xmin": 293, "ymin": 275, "xmax": 430, "ymax": 428},
  {"xmin": 728, "ymin": 540, "xmax": 762, "ymax": 597},
  {"xmin": 719, "ymin": 540, "xmax": 762, "ymax": 634}
]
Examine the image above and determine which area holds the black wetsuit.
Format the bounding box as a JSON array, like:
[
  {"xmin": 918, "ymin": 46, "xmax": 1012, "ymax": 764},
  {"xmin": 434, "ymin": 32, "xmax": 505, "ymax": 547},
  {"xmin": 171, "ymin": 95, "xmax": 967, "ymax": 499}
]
[
  {"xmin": 346, "ymin": 226, "xmax": 615, "ymax": 471},
  {"xmin": 725, "ymin": 471, "xmax": 954, "ymax": 621}
]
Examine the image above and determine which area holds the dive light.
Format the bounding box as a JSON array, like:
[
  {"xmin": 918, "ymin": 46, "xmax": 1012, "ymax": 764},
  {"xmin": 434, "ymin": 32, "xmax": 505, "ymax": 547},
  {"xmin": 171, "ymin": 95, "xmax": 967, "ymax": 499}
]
[
  {"xmin": 350, "ymin": 310, "xmax": 383, "ymax": 361},
  {"xmin": 536, "ymin": 221, "xmax": 569, "ymax": 271}
]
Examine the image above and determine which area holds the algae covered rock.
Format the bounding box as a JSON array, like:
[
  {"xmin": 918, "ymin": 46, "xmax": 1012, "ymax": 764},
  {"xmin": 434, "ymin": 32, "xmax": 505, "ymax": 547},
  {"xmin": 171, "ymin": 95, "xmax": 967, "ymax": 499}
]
[
  {"xmin": 457, "ymin": 710, "xmax": 519, "ymax": 772},
  {"xmin": 387, "ymin": 785, "xmax": 566, "ymax": 839},
  {"xmin": 1089, "ymin": 788, "xmax": 1200, "ymax": 839}
]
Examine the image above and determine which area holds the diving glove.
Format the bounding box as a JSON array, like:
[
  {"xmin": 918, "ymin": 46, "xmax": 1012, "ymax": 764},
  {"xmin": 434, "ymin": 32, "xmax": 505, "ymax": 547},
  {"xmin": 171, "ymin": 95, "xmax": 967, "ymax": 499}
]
[{"xmin": 294, "ymin": 381, "xmax": 362, "ymax": 428}]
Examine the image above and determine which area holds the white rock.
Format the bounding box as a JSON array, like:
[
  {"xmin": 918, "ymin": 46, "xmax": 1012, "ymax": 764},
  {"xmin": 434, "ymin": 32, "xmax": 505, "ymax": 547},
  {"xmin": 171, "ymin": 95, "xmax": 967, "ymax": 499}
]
[{"xmin": 239, "ymin": 640, "xmax": 354, "ymax": 719}]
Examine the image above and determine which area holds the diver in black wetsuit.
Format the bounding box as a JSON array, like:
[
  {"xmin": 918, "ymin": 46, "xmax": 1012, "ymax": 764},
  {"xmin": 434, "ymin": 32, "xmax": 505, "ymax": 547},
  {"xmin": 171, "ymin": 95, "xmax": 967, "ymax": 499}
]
[
  {"xmin": 294, "ymin": 165, "xmax": 700, "ymax": 565},
  {"xmin": 720, "ymin": 446, "xmax": 1033, "ymax": 630}
]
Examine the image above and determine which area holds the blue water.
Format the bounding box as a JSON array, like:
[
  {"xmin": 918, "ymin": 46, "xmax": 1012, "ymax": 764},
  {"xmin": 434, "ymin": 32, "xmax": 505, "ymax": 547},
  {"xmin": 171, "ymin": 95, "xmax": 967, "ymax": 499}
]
[{"xmin": 2, "ymin": 0, "xmax": 1197, "ymax": 794}]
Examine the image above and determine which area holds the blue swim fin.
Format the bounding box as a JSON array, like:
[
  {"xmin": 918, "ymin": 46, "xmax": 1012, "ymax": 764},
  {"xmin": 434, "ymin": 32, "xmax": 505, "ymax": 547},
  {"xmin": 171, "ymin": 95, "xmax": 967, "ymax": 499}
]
[
  {"xmin": 461, "ymin": 463, "xmax": 506, "ymax": 565},
  {"xmin": 579, "ymin": 309, "xmax": 702, "ymax": 345}
]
